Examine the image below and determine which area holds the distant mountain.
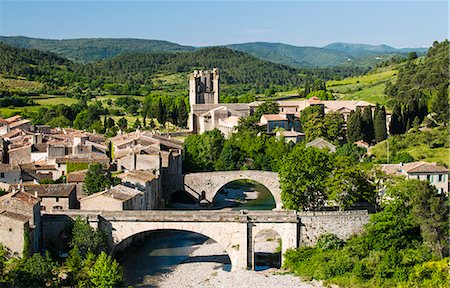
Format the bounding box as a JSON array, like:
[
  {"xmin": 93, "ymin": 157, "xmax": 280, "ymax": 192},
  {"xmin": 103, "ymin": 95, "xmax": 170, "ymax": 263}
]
[
  {"xmin": 226, "ymin": 42, "xmax": 351, "ymax": 68},
  {"xmin": 322, "ymin": 42, "xmax": 428, "ymax": 57},
  {"xmin": 0, "ymin": 36, "xmax": 429, "ymax": 68},
  {"xmin": 0, "ymin": 36, "xmax": 195, "ymax": 63}
]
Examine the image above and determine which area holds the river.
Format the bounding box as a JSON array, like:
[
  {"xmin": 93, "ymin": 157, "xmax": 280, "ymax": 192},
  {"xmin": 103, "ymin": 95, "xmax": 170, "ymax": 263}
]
[{"xmin": 121, "ymin": 180, "xmax": 276, "ymax": 287}]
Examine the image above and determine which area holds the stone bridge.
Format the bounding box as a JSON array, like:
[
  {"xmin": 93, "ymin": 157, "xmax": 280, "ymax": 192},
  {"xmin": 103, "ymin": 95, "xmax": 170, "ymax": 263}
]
[
  {"xmin": 42, "ymin": 210, "xmax": 370, "ymax": 271},
  {"xmin": 164, "ymin": 170, "xmax": 283, "ymax": 209}
]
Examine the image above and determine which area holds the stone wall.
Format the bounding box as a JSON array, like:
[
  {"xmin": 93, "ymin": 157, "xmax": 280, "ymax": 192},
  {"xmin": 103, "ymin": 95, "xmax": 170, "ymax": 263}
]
[
  {"xmin": 298, "ymin": 210, "xmax": 370, "ymax": 245},
  {"xmin": 0, "ymin": 215, "xmax": 28, "ymax": 257}
]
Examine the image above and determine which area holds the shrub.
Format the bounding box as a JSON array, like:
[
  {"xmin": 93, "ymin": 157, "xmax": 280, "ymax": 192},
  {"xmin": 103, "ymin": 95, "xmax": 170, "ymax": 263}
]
[
  {"xmin": 407, "ymin": 258, "xmax": 449, "ymax": 288},
  {"xmin": 316, "ymin": 233, "xmax": 344, "ymax": 250}
]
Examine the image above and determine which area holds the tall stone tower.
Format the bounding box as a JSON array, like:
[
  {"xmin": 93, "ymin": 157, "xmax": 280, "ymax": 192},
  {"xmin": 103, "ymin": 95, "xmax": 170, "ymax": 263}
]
[{"xmin": 189, "ymin": 68, "xmax": 220, "ymax": 105}]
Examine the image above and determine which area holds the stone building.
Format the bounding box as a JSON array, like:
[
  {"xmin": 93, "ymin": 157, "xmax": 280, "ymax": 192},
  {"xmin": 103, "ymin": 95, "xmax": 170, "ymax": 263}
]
[
  {"xmin": 0, "ymin": 190, "xmax": 41, "ymax": 254},
  {"xmin": 117, "ymin": 170, "xmax": 161, "ymax": 210},
  {"xmin": 0, "ymin": 210, "xmax": 31, "ymax": 257},
  {"xmin": 9, "ymin": 184, "xmax": 78, "ymax": 211},
  {"xmin": 80, "ymin": 184, "xmax": 145, "ymax": 211},
  {"xmin": 306, "ymin": 138, "xmax": 337, "ymax": 152},
  {"xmin": 381, "ymin": 162, "xmax": 448, "ymax": 194}
]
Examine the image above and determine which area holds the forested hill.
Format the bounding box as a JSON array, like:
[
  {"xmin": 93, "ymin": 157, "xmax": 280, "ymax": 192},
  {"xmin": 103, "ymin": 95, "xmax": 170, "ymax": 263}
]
[
  {"xmin": 227, "ymin": 42, "xmax": 428, "ymax": 68},
  {"xmin": 90, "ymin": 47, "xmax": 304, "ymax": 87},
  {"xmin": 0, "ymin": 36, "xmax": 195, "ymax": 63},
  {"xmin": 0, "ymin": 43, "xmax": 307, "ymax": 91},
  {"xmin": 0, "ymin": 36, "xmax": 428, "ymax": 69}
]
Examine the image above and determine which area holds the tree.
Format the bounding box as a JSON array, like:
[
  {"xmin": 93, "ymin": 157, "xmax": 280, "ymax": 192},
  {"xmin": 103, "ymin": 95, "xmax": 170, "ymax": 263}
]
[
  {"xmin": 13, "ymin": 252, "xmax": 56, "ymax": 288},
  {"xmin": 374, "ymin": 105, "xmax": 387, "ymax": 142},
  {"xmin": 88, "ymin": 252, "xmax": 123, "ymax": 288},
  {"xmin": 324, "ymin": 112, "xmax": 345, "ymax": 142},
  {"xmin": 106, "ymin": 117, "xmax": 115, "ymax": 130},
  {"xmin": 70, "ymin": 217, "xmax": 107, "ymax": 257},
  {"xmin": 133, "ymin": 118, "xmax": 142, "ymax": 129},
  {"xmin": 430, "ymin": 84, "xmax": 449, "ymax": 125},
  {"xmin": 408, "ymin": 51, "xmax": 418, "ymax": 60},
  {"xmin": 73, "ymin": 109, "xmax": 91, "ymax": 130},
  {"xmin": 253, "ymin": 100, "xmax": 280, "ymax": 119},
  {"xmin": 117, "ymin": 117, "xmax": 127, "ymax": 131},
  {"xmin": 183, "ymin": 129, "xmax": 225, "ymax": 172},
  {"xmin": 302, "ymin": 111, "xmax": 325, "ymax": 141},
  {"xmin": 47, "ymin": 115, "xmax": 71, "ymax": 128},
  {"xmin": 346, "ymin": 108, "xmax": 363, "ymax": 143},
  {"xmin": 279, "ymin": 145, "xmax": 332, "ymax": 211},
  {"xmin": 178, "ymin": 98, "xmax": 189, "ymax": 128},
  {"xmin": 83, "ymin": 163, "xmax": 120, "ymax": 195},
  {"xmin": 361, "ymin": 106, "xmax": 374, "ymax": 143},
  {"xmin": 156, "ymin": 98, "xmax": 165, "ymax": 127},
  {"xmin": 389, "ymin": 103, "xmax": 403, "ymax": 135}
]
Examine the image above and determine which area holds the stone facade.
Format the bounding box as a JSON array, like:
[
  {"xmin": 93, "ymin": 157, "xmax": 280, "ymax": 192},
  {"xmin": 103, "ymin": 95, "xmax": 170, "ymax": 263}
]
[{"xmin": 0, "ymin": 211, "xmax": 30, "ymax": 257}]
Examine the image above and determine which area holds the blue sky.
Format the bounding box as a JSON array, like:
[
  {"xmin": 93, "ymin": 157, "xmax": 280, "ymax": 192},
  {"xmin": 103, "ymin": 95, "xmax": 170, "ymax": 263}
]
[{"xmin": 0, "ymin": 1, "xmax": 447, "ymax": 48}]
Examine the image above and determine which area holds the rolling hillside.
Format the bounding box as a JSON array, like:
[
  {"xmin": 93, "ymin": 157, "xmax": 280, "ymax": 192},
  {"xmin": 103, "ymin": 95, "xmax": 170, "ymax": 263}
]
[
  {"xmin": 0, "ymin": 36, "xmax": 428, "ymax": 68},
  {"xmin": 0, "ymin": 36, "xmax": 195, "ymax": 63}
]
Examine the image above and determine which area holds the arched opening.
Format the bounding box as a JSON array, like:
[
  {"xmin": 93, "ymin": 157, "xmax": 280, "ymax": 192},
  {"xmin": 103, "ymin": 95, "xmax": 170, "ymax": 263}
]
[
  {"xmin": 213, "ymin": 179, "xmax": 276, "ymax": 210},
  {"xmin": 170, "ymin": 190, "xmax": 197, "ymax": 206},
  {"xmin": 115, "ymin": 229, "xmax": 231, "ymax": 287},
  {"xmin": 253, "ymin": 229, "xmax": 282, "ymax": 271}
]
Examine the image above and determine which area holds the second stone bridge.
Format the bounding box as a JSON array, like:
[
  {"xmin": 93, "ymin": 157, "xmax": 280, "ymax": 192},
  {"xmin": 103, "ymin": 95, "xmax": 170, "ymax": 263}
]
[{"xmin": 163, "ymin": 170, "xmax": 283, "ymax": 209}]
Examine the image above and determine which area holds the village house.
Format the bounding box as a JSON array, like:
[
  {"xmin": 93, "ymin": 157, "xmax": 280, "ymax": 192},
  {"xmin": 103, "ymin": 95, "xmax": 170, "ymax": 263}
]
[
  {"xmin": 9, "ymin": 184, "xmax": 78, "ymax": 211},
  {"xmin": 259, "ymin": 114, "xmax": 301, "ymax": 133},
  {"xmin": 80, "ymin": 184, "xmax": 145, "ymax": 211},
  {"xmin": 117, "ymin": 170, "xmax": 161, "ymax": 210},
  {"xmin": 380, "ymin": 162, "xmax": 448, "ymax": 194},
  {"xmin": 0, "ymin": 190, "xmax": 41, "ymax": 255},
  {"xmin": 110, "ymin": 131, "xmax": 182, "ymax": 176},
  {"xmin": 276, "ymin": 130, "xmax": 305, "ymax": 144}
]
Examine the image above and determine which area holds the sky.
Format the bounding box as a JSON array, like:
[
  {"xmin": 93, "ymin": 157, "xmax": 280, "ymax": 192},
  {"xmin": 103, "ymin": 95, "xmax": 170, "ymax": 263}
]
[{"xmin": 0, "ymin": 0, "xmax": 447, "ymax": 48}]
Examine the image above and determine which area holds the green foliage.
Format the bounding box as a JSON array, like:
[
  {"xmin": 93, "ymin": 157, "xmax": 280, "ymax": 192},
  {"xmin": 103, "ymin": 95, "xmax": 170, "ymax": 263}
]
[
  {"xmin": 346, "ymin": 107, "xmax": 364, "ymax": 143},
  {"xmin": 67, "ymin": 162, "xmax": 89, "ymax": 174},
  {"xmin": 22, "ymin": 228, "xmax": 30, "ymax": 259},
  {"xmin": 183, "ymin": 129, "xmax": 225, "ymax": 172},
  {"xmin": 279, "ymin": 145, "xmax": 332, "ymax": 210},
  {"xmin": 374, "ymin": 104, "xmax": 388, "ymax": 142},
  {"xmin": 12, "ymin": 252, "xmax": 57, "ymax": 288},
  {"xmin": 70, "ymin": 217, "xmax": 107, "ymax": 258},
  {"xmin": 283, "ymin": 178, "xmax": 449, "ymax": 287},
  {"xmin": 316, "ymin": 233, "xmax": 344, "ymax": 250},
  {"xmin": 306, "ymin": 90, "xmax": 334, "ymax": 100},
  {"xmin": 253, "ymin": 100, "xmax": 280, "ymax": 119},
  {"xmin": 370, "ymin": 128, "xmax": 450, "ymax": 165},
  {"xmin": 83, "ymin": 163, "xmax": 120, "ymax": 195},
  {"xmin": 88, "ymin": 252, "xmax": 123, "ymax": 288}
]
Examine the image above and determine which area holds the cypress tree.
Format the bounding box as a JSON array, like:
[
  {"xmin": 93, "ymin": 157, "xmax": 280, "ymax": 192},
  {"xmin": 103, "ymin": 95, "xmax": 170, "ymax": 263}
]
[
  {"xmin": 156, "ymin": 98, "xmax": 164, "ymax": 126},
  {"xmin": 346, "ymin": 108, "xmax": 363, "ymax": 143},
  {"xmin": 389, "ymin": 103, "xmax": 403, "ymax": 135},
  {"xmin": 374, "ymin": 105, "xmax": 387, "ymax": 142},
  {"xmin": 430, "ymin": 84, "xmax": 449, "ymax": 125},
  {"xmin": 178, "ymin": 98, "xmax": 189, "ymax": 128},
  {"xmin": 361, "ymin": 106, "xmax": 374, "ymax": 143}
]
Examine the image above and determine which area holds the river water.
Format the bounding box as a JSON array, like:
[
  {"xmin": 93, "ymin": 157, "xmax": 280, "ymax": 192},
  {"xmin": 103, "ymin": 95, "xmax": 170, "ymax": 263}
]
[{"xmin": 121, "ymin": 180, "xmax": 275, "ymax": 287}]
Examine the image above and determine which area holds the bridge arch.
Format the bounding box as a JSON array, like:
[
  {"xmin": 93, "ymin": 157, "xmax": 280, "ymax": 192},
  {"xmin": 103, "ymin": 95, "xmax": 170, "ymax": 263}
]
[
  {"xmin": 183, "ymin": 171, "xmax": 283, "ymax": 209},
  {"xmin": 103, "ymin": 218, "xmax": 249, "ymax": 270},
  {"xmin": 113, "ymin": 229, "xmax": 232, "ymax": 267}
]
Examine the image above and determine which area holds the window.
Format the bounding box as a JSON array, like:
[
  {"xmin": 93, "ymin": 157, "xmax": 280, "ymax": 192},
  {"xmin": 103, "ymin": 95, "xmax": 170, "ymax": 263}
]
[
  {"xmin": 55, "ymin": 197, "xmax": 59, "ymax": 202},
  {"xmin": 53, "ymin": 206, "xmax": 63, "ymax": 210},
  {"xmin": 427, "ymin": 175, "xmax": 431, "ymax": 182},
  {"xmin": 438, "ymin": 174, "xmax": 444, "ymax": 182},
  {"xmin": 0, "ymin": 173, "xmax": 4, "ymax": 178}
]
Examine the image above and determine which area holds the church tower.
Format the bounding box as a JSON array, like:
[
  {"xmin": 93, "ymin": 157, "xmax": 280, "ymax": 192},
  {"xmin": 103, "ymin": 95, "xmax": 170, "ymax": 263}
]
[{"xmin": 189, "ymin": 68, "xmax": 219, "ymax": 105}]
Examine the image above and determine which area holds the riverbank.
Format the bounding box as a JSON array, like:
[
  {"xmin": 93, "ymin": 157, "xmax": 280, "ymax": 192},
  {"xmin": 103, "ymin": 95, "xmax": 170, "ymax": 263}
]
[{"xmin": 155, "ymin": 240, "xmax": 324, "ymax": 288}]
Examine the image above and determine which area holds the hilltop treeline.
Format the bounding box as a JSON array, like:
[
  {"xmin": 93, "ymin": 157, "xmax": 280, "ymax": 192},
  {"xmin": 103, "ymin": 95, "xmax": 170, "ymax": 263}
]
[
  {"xmin": 385, "ymin": 40, "xmax": 449, "ymax": 125},
  {"xmin": 0, "ymin": 42, "xmax": 373, "ymax": 99}
]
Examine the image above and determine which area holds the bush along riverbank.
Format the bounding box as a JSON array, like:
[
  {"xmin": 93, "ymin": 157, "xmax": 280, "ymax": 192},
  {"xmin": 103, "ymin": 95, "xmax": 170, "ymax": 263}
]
[{"xmin": 283, "ymin": 178, "xmax": 449, "ymax": 288}]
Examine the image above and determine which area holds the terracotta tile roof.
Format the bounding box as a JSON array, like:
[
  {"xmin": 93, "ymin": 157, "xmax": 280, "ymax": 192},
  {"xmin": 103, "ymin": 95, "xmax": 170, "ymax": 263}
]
[
  {"xmin": 261, "ymin": 114, "xmax": 287, "ymax": 121},
  {"xmin": 67, "ymin": 170, "xmax": 87, "ymax": 183},
  {"xmin": 278, "ymin": 130, "xmax": 305, "ymax": 137},
  {"xmin": 5, "ymin": 115, "xmax": 22, "ymax": 123},
  {"xmin": 117, "ymin": 170, "xmax": 157, "ymax": 184},
  {"xmin": 0, "ymin": 191, "xmax": 40, "ymax": 206},
  {"xmin": 9, "ymin": 119, "xmax": 31, "ymax": 129},
  {"xmin": 0, "ymin": 163, "xmax": 21, "ymax": 172},
  {"xmin": 406, "ymin": 163, "xmax": 448, "ymax": 174},
  {"xmin": 9, "ymin": 184, "xmax": 76, "ymax": 198},
  {"xmin": 0, "ymin": 210, "xmax": 30, "ymax": 222},
  {"xmin": 80, "ymin": 184, "xmax": 142, "ymax": 203}
]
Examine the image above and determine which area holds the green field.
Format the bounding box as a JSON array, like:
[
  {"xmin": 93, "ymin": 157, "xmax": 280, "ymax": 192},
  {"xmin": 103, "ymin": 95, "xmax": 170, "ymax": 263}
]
[
  {"xmin": 327, "ymin": 68, "xmax": 397, "ymax": 107},
  {"xmin": 0, "ymin": 75, "xmax": 44, "ymax": 91},
  {"xmin": 369, "ymin": 128, "xmax": 450, "ymax": 166}
]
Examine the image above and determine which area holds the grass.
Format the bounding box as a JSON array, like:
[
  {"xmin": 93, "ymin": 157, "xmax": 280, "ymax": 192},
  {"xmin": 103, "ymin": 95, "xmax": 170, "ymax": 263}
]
[
  {"xmin": 369, "ymin": 128, "xmax": 450, "ymax": 166},
  {"xmin": 327, "ymin": 68, "xmax": 398, "ymax": 108}
]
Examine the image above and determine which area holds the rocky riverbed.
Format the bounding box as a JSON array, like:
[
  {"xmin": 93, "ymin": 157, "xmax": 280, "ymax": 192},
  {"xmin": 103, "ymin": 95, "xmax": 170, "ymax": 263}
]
[{"xmin": 151, "ymin": 240, "xmax": 324, "ymax": 288}]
